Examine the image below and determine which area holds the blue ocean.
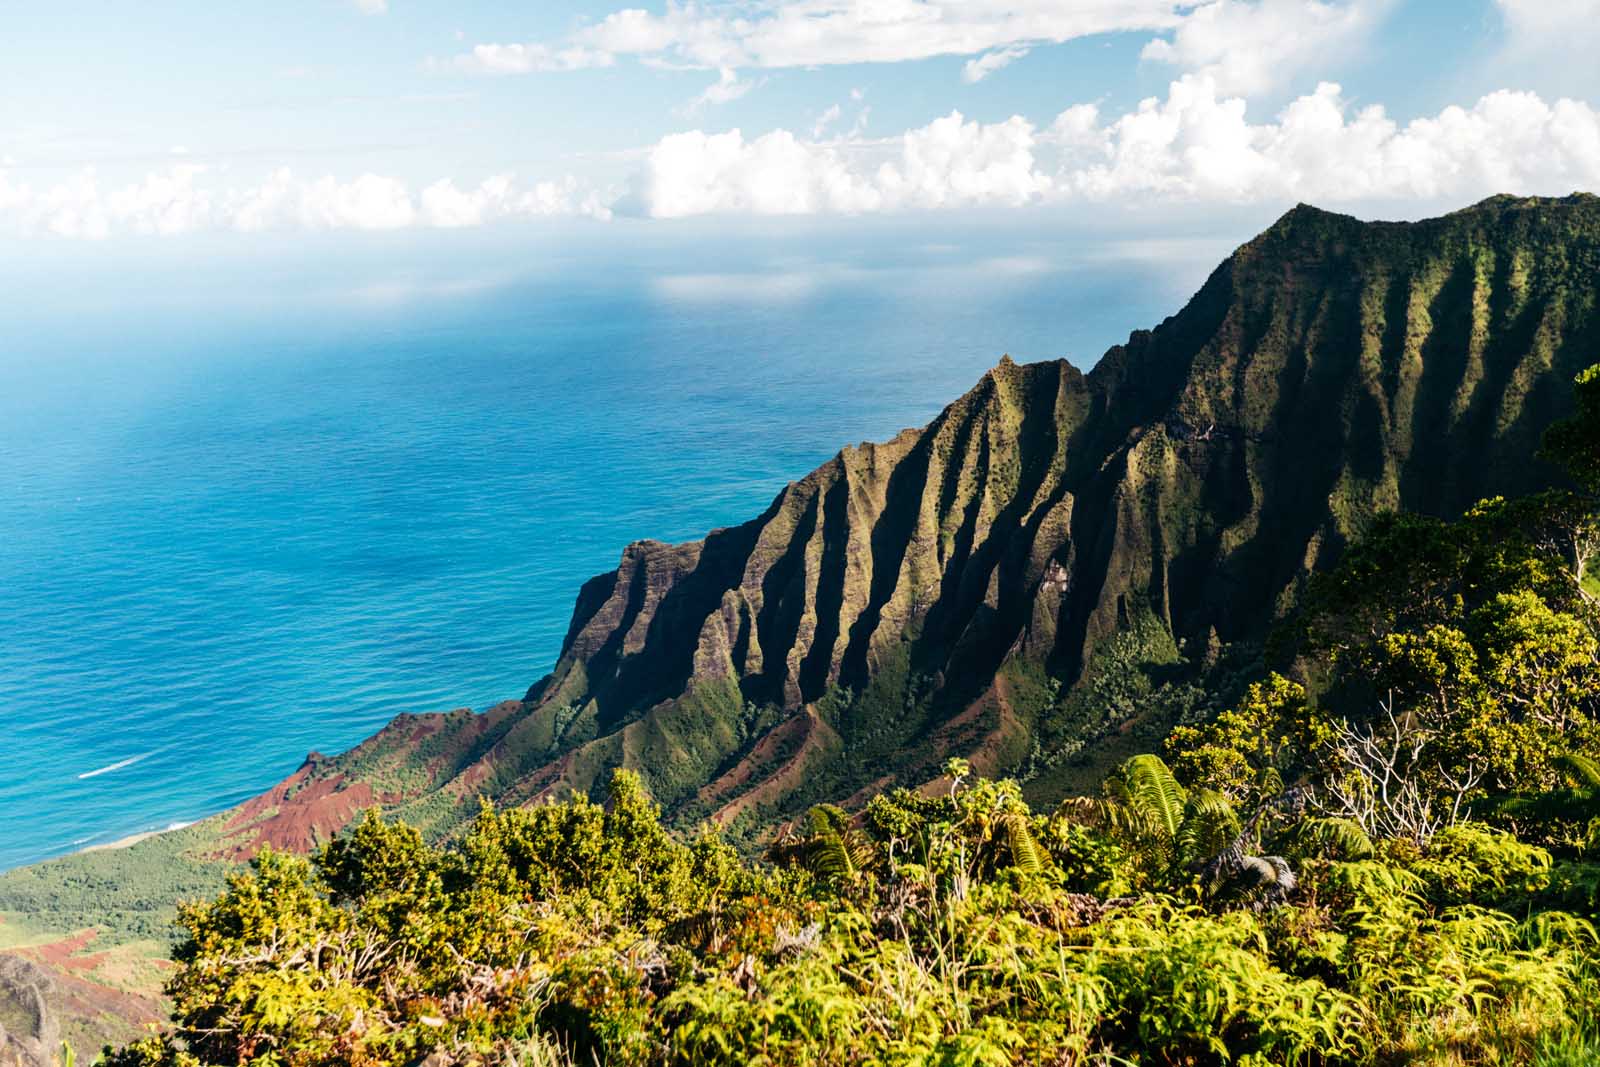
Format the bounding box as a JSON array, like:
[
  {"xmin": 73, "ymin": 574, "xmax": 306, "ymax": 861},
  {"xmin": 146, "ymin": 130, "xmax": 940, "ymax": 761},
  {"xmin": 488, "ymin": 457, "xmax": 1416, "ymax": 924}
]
[{"xmin": 0, "ymin": 218, "xmax": 1234, "ymax": 870}]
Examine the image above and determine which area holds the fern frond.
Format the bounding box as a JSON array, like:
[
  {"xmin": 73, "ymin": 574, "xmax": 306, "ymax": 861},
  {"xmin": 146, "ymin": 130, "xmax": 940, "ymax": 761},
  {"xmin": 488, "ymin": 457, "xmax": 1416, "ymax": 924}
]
[
  {"xmin": 806, "ymin": 804, "xmax": 853, "ymax": 838},
  {"xmin": 806, "ymin": 834, "xmax": 855, "ymax": 883},
  {"xmin": 1555, "ymin": 751, "xmax": 1600, "ymax": 788},
  {"xmin": 1295, "ymin": 817, "xmax": 1375, "ymax": 861},
  {"xmin": 1178, "ymin": 789, "xmax": 1240, "ymax": 864},
  {"xmin": 1004, "ymin": 814, "xmax": 1045, "ymax": 875},
  {"xmin": 1117, "ymin": 754, "xmax": 1188, "ymax": 844}
]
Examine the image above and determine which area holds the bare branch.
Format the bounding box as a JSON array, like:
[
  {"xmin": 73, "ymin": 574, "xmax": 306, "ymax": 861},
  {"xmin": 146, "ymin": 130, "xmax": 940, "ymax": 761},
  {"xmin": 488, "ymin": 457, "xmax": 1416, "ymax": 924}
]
[{"xmin": 1316, "ymin": 694, "xmax": 1478, "ymax": 847}]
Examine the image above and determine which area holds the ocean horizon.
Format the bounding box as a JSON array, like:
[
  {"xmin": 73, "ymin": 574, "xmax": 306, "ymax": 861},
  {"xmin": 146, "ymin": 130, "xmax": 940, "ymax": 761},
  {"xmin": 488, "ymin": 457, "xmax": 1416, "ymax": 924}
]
[{"xmin": 0, "ymin": 221, "xmax": 1233, "ymax": 871}]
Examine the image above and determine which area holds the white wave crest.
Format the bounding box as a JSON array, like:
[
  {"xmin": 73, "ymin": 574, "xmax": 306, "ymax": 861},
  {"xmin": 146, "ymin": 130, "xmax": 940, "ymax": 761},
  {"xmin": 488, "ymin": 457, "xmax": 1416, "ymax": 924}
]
[{"xmin": 77, "ymin": 751, "xmax": 154, "ymax": 780}]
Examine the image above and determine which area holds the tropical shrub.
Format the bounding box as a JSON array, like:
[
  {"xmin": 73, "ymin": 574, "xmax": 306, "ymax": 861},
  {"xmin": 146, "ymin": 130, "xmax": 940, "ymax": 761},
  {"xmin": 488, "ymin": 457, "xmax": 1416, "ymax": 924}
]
[{"xmin": 98, "ymin": 754, "xmax": 1600, "ymax": 1067}]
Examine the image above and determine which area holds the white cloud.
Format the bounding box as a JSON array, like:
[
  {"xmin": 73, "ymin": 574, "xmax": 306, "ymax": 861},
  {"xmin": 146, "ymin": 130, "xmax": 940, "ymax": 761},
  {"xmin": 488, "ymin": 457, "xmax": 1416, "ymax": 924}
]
[
  {"xmin": 106, "ymin": 165, "xmax": 216, "ymax": 235},
  {"xmin": 1492, "ymin": 0, "xmax": 1600, "ymax": 67},
  {"xmin": 353, "ymin": 0, "xmax": 387, "ymax": 14},
  {"xmin": 634, "ymin": 110, "xmax": 1046, "ymax": 218},
  {"xmin": 1496, "ymin": 0, "xmax": 1600, "ymax": 39},
  {"xmin": 419, "ymin": 174, "xmax": 613, "ymax": 226},
  {"xmin": 447, "ymin": 42, "xmax": 614, "ymax": 75},
  {"xmin": 1140, "ymin": 0, "xmax": 1387, "ymax": 96},
  {"xmin": 230, "ymin": 169, "xmax": 415, "ymax": 231},
  {"xmin": 9, "ymin": 80, "xmax": 1600, "ymax": 237},
  {"xmin": 634, "ymin": 128, "xmax": 882, "ymax": 217},
  {"xmin": 1056, "ymin": 78, "xmax": 1600, "ymax": 204},
  {"xmin": 683, "ymin": 67, "xmax": 762, "ymax": 113},
  {"xmin": 299, "ymin": 173, "xmax": 416, "ymax": 230},
  {"xmin": 447, "ymin": 0, "xmax": 1392, "ymax": 91},
  {"xmin": 624, "ymin": 78, "xmax": 1600, "ymax": 218},
  {"xmin": 962, "ymin": 45, "xmax": 1029, "ymax": 84},
  {"xmin": 811, "ymin": 104, "xmax": 842, "ymax": 139},
  {"xmin": 0, "ymin": 167, "xmax": 610, "ymax": 239},
  {"xmin": 812, "ymin": 93, "xmax": 871, "ymax": 140},
  {"xmin": 0, "ymin": 171, "xmax": 29, "ymax": 218},
  {"xmin": 452, "ymin": 1, "xmax": 1188, "ymax": 76},
  {"xmin": 877, "ymin": 112, "xmax": 1049, "ymax": 208},
  {"xmin": 419, "ymin": 175, "xmax": 515, "ymax": 228},
  {"xmin": 8, "ymin": 165, "xmax": 217, "ymax": 239}
]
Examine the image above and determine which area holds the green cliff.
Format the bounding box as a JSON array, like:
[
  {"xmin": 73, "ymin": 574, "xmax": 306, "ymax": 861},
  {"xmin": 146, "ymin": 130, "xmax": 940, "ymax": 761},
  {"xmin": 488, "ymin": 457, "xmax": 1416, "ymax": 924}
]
[{"xmin": 201, "ymin": 193, "xmax": 1600, "ymax": 848}]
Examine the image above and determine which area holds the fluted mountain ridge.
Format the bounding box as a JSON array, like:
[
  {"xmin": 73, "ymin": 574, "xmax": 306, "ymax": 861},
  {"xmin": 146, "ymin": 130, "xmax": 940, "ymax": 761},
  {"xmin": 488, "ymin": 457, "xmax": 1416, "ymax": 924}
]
[{"xmin": 222, "ymin": 193, "xmax": 1600, "ymax": 846}]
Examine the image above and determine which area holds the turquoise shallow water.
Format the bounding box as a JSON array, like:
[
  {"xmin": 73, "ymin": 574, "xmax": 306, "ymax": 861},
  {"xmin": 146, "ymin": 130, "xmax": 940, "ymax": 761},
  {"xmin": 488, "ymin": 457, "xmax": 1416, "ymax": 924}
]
[{"xmin": 0, "ymin": 223, "xmax": 1225, "ymax": 870}]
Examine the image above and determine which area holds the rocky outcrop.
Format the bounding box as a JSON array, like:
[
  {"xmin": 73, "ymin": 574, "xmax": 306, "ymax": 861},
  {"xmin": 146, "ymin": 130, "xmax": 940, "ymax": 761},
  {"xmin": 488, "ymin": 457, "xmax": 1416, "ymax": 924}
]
[{"xmin": 0, "ymin": 955, "xmax": 58, "ymax": 1067}]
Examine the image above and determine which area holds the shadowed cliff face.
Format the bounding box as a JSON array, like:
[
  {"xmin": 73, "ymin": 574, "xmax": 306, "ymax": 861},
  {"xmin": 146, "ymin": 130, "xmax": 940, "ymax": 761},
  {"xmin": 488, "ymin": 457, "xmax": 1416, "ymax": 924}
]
[{"xmin": 222, "ymin": 194, "xmax": 1600, "ymax": 847}]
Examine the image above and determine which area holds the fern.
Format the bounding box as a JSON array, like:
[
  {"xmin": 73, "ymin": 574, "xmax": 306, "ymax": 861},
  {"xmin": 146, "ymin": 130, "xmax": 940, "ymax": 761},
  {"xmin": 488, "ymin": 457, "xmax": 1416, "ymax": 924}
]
[
  {"xmin": 1556, "ymin": 752, "xmax": 1600, "ymax": 789},
  {"xmin": 1177, "ymin": 789, "xmax": 1241, "ymax": 865},
  {"xmin": 1116, "ymin": 754, "xmax": 1188, "ymax": 844},
  {"xmin": 1293, "ymin": 817, "xmax": 1376, "ymax": 861},
  {"xmin": 1004, "ymin": 814, "xmax": 1044, "ymax": 876}
]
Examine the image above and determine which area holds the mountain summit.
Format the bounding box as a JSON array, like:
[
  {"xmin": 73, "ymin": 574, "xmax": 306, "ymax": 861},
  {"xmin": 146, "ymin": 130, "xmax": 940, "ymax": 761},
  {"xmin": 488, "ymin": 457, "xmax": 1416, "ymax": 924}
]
[{"xmin": 216, "ymin": 194, "xmax": 1600, "ymax": 850}]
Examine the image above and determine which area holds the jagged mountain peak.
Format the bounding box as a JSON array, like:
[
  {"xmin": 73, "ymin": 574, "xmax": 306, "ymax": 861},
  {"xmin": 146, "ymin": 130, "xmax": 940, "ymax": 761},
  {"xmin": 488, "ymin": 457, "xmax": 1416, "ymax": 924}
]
[{"xmin": 218, "ymin": 196, "xmax": 1600, "ymax": 854}]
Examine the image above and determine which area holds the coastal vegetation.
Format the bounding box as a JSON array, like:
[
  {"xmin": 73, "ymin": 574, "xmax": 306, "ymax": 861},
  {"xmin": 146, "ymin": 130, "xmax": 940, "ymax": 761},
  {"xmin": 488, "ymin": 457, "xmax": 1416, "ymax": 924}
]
[{"xmin": 92, "ymin": 366, "xmax": 1600, "ymax": 1065}]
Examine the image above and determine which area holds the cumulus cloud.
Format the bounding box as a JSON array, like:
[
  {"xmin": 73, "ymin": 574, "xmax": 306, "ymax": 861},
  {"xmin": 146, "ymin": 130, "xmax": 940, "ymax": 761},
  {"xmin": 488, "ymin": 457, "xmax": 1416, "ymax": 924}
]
[
  {"xmin": 624, "ymin": 78, "xmax": 1600, "ymax": 218},
  {"xmin": 418, "ymin": 175, "xmax": 614, "ymax": 227},
  {"xmin": 449, "ymin": 1, "xmax": 1188, "ymax": 76},
  {"xmin": 9, "ymin": 80, "xmax": 1600, "ymax": 237},
  {"xmin": 633, "ymin": 111, "xmax": 1044, "ymax": 218},
  {"xmin": 10, "ymin": 165, "xmax": 217, "ymax": 239},
  {"xmin": 878, "ymin": 112, "xmax": 1048, "ymax": 208},
  {"xmin": 1140, "ymin": 0, "xmax": 1387, "ymax": 96},
  {"xmin": 634, "ymin": 129, "xmax": 882, "ymax": 217},
  {"xmin": 962, "ymin": 46, "xmax": 1029, "ymax": 84},
  {"xmin": 1056, "ymin": 78, "xmax": 1600, "ymax": 204},
  {"xmin": 231, "ymin": 170, "xmax": 416, "ymax": 231}
]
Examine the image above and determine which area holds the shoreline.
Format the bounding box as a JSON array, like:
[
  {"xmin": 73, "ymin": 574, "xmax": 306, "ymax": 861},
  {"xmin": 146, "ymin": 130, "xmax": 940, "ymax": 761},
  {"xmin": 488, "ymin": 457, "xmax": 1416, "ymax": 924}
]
[{"xmin": 79, "ymin": 821, "xmax": 195, "ymax": 855}]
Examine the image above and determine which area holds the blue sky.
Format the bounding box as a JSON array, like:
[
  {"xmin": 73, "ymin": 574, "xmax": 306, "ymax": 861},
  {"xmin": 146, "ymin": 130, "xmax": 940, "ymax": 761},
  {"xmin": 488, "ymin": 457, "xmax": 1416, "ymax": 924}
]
[{"xmin": 3, "ymin": 0, "xmax": 1599, "ymax": 239}]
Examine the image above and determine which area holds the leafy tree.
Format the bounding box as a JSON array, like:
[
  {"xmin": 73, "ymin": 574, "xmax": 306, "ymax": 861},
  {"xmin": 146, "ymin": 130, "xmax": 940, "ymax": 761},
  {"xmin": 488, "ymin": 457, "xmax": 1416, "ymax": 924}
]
[
  {"xmin": 1542, "ymin": 363, "xmax": 1600, "ymax": 494},
  {"xmin": 1165, "ymin": 673, "xmax": 1330, "ymax": 805}
]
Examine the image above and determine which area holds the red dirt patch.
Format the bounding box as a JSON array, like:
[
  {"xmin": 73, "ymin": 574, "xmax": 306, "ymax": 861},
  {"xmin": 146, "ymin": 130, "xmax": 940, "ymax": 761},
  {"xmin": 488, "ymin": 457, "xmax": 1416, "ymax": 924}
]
[
  {"xmin": 30, "ymin": 930, "xmax": 95, "ymax": 969},
  {"xmin": 10, "ymin": 932, "xmax": 168, "ymax": 1044},
  {"xmin": 220, "ymin": 772, "xmax": 380, "ymax": 860},
  {"xmin": 913, "ymin": 674, "xmax": 1025, "ymax": 794},
  {"xmin": 219, "ymin": 701, "xmax": 527, "ymax": 860},
  {"xmin": 840, "ymin": 775, "xmax": 896, "ymax": 810},
  {"xmin": 712, "ymin": 708, "xmax": 840, "ymax": 825},
  {"xmin": 697, "ymin": 712, "xmax": 813, "ymax": 808}
]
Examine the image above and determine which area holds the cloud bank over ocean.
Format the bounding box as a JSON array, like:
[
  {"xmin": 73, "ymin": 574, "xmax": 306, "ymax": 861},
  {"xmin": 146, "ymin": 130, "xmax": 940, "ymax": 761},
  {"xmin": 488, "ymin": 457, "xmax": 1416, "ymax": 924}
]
[{"xmin": 7, "ymin": 77, "xmax": 1600, "ymax": 239}]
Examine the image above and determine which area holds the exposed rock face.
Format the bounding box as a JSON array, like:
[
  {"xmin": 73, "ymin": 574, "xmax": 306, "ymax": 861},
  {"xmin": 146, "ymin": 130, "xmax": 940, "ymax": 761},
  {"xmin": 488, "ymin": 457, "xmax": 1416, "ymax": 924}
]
[
  {"xmin": 239, "ymin": 194, "xmax": 1600, "ymax": 838},
  {"xmin": 0, "ymin": 955, "xmax": 58, "ymax": 1067},
  {"xmin": 0, "ymin": 939, "xmax": 166, "ymax": 1067}
]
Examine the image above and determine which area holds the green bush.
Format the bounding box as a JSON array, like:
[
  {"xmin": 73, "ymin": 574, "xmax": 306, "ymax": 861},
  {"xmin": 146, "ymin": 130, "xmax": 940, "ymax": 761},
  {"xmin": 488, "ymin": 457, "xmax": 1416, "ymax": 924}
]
[
  {"xmin": 99, "ymin": 762, "xmax": 1600, "ymax": 1067},
  {"xmin": 1409, "ymin": 823, "xmax": 1553, "ymax": 908}
]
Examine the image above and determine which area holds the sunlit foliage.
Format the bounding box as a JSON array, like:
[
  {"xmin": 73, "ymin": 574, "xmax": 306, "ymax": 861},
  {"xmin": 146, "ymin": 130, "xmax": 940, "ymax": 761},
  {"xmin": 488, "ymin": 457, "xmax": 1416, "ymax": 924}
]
[{"xmin": 99, "ymin": 366, "xmax": 1600, "ymax": 1067}]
